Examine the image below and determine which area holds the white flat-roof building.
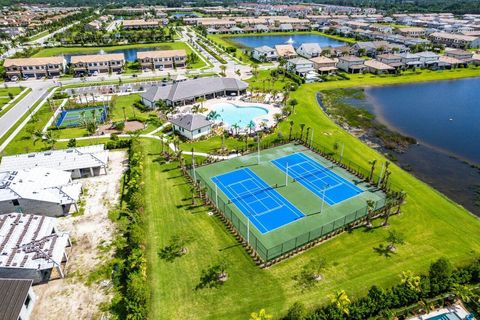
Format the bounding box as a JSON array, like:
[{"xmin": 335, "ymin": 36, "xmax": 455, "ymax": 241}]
[
  {"xmin": 0, "ymin": 145, "xmax": 109, "ymax": 179},
  {"xmin": 0, "ymin": 167, "xmax": 82, "ymax": 216},
  {"xmin": 0, "ymin": 213, "xmax": 71, "ymax": 284}
]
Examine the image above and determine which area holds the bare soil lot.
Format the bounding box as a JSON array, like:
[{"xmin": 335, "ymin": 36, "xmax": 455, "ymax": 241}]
[{"xmin": 31, "ymin": 151, "xmax": 127, "ymax": 320}]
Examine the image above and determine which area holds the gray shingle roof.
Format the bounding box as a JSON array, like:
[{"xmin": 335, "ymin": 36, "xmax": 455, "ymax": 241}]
[
  {"xmin": 171, "ymin": 114, "xmax": 212, "ymax": 131},
  {"xmin": 141, "ymin": 77, "xmax": 248, "ymax": 103},
  {"xmin": 0, "ymin": 279, "xmax": 32, "ymax": 320}
]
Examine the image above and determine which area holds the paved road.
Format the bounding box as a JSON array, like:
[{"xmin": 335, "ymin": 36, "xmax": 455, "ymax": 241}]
[{"xmin": 0, "ymin": 81, "xmax": 54, "ymax": 138}]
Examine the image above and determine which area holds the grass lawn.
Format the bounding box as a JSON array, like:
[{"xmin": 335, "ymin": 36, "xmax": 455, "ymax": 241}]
[
  {"xmin": 111, "ymin": 94, "xmax": 156, "ymax": 122},
  {"xmin": 32, "ymin": 41, "xmax": 206, "ymax": 69},
  {"xmin": 143, "ymin": 135, "xmax": 480, "ymax": 319},
  {"xmin": 28, "ymin": 30, "xmax": 49, "ymax": 42},
  {"xmin": 141, "ymin": 67, "xmax": 480, "ymax": 319},
  {"xmin": 0, "ymin": 88, "xmax": 32, "ymax": 118}
]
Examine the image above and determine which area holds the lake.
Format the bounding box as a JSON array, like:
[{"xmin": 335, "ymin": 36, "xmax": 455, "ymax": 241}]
[
  {"xmin": 64, "ymin": 47, "xmax": 160, "ymax": 63},
  {"xmin": 360, "ymin": 78, "xmax": 480, "ymax": 215},
  {"xmin": 365, "ymin": 78, "xmax": 480, "ymax": 164},
  {"xmin": 229, "ymin": 34, "xmax": 346, "ymax": 49}
]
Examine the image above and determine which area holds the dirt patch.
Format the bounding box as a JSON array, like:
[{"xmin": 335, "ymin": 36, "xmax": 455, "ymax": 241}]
[
  {"xmin": 124, "ymin": 120, "xmax": 145, "ymax": 132},
  {"xmin": 97, "ymin": 120, "xmax": 145, "ymax": 135},
  {"xmin": 30, "ymin": 151, "xmax": 127, "ymax": 320}
]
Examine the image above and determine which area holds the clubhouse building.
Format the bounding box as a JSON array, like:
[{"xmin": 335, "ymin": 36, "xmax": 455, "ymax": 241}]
[{"xmin": 141, "ymin": 77, "xmax": 248, "ymax": 107}]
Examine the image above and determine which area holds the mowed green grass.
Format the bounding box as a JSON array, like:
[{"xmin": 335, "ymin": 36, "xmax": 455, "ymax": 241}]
[
  {"xmin": 143, "ymin": 113, "xmax": 480, "ymax": 320},
  {"xmin": 32, "ymin": 41, "xmax": 206, "ymax": 69}
]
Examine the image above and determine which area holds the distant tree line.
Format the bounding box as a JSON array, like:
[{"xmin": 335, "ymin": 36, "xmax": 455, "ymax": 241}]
[{"xmin": 312, "ymin": 0, "xmax": 480, "ymax": 15}]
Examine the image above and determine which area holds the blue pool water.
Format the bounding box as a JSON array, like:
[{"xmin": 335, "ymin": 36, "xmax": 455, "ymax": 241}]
[
  {"xmin": 212, "ymin": 102, "xmax": 268, "ymax": 128},
  {"xmin": 426, "ymin": 312, "xmax": 462, "ymax": 320},
  {"xmin": 229, "ymin": 34, "xmax": 346, "ymax": 49},
  {"xmin": 64, "ymin": 47, "xmax": 161, "ymax": 63}
]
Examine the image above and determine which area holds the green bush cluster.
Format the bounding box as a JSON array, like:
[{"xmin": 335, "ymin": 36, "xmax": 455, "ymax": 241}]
[{"xmin": 110, "ymin": 139, "xmax": 149, "ymax": 320}]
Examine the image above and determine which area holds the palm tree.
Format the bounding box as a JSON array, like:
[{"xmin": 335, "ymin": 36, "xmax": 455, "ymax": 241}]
[
  {"xmin": 368, "ymin": 159, "xmax": 377, "ymax": 182},
  {"xmin": 251, "ymin": 63, "xmax": 259, "ymax": 79},
  {"xmin": 220, "ymin": 64, "xmax": 227, "ymax": 76},
  {"xmin": 288, "ymin": 98, "xmax": 298, "ymax": 114},
  {"xmin": 250, "ymin": 309, "xmax": 272, "ymax": 320},
  {"xmin": 232, "ymin": 123, "xmax": 240, "ymax": 136},
  {"xmin": 288, "ymin": 120, "xmax": 294, "ymax": 140},
  {"xmin": 206, "ymin": 110, "xmax": 220, "ymax": 121},
  {"xmin": 365, "ymin": 199, "xmax": 375, "ymax": 228},
  {"xmin": 247, "ymin": 120, "xmax": 255, "ymax": 135},
  {"xmin": 400, "ymin": 271, "xmax": 421, "ymax": 292},
  {"xmin": 451, "ymin": 283, "xmax": 474, "ymax": 303},
  {"xmin": 383, "ymin": 193, "xmax": 395, "ymax": 226},
  {"xmin": 299, "ymin": 123, "xmax": 306, "ymax": 141},
  {"xmin": 330, "ymin": 290, "xmax": 351, "ymax": 316},
  {"xmin": 196, "ymin": 97, "xmax": 206, "ymax": 109},
  {"xmin": 385, "ymin": 230, "xmax": 405, "ymax": 252},
  {"xmin": 191, "ymin": 104, "xmax": 201, "ymax": 114}
]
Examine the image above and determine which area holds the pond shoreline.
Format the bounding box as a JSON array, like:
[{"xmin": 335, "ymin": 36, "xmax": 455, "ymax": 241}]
[{"xmin": 316, "ymin": 91, "xmax": 480, "ymax": 216}]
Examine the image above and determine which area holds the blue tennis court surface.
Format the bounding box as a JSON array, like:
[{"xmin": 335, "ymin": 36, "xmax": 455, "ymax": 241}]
[
  {"xmin": 272, "ymin": 153, "xmax": 363, "ymax": 206},
  {"xmin": 212, "ymin": 168, "xmax": 304, "ymax": 234}
]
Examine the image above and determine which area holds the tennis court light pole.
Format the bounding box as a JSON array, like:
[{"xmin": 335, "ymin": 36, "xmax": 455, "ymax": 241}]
[
  {"xmin": 215, "ymin": 184, "xmax": 218, "ymax": 206},
  {"xmin": 378, "ymin": 162, "xmax": 385, "ymax": 187},
  {"xmin": 285, "ymin": 162, "xmax": 289, "ymax": 186},
  {"xmin": 247, "ymin": 216, "xmax": 250, "ymax": 245},
  {"xmin": 321, "ymin": 184, "xmax": 329, "ymax": 214},
  {"xmin": 257, "ymin": 135, "xmax": 260, "ymax": 164}
]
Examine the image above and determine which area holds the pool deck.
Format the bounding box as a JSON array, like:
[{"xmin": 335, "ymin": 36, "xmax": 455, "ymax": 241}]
[
  {"xmin": 177, "ymin": 97, "xmax": 280, "ymax": 132},
  {"xmin": 407, "ymin": 303, "xmax": 472, "ymax": 320}
]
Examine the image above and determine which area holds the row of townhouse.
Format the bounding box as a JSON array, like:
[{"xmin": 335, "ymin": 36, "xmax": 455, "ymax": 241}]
[
  {"xmin": 121, "ymin": 19, "xmax": 168, "ymax": 30},
  {"xmin": 281, "ymin": 48, "xmax": 479, "ymax": 78},
  {"xmin": 3, "ymin": 49, "xmax": 187, "ymax": 79},
  {"xmin": 429, "ymin": 32, "xmax": 480, "ymax": 49}
]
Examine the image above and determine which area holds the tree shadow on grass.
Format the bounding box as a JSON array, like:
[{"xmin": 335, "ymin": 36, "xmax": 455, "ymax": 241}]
[{"xmin": 373, "ymin": 243, "xmax": 394, "ymax": 258}]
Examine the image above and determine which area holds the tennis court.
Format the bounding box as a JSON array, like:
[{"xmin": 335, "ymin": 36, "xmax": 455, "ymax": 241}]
[
  {"xmin": 56, "ymin": 106, "xmax": 107, "ymax": 127},
  {"xmin": 272, "ymin": 153, "xmax": 363, "ymax": 205},
  {"xmin": 212, "ymin": 168, "xmax": 304, "ymax": 234}
]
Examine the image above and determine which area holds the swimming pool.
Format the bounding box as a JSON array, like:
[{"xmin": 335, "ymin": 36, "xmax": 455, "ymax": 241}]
[
  {"xmin": 426, "ymin": 312, "xmax": 462, "ymax": 320},
  {"xmin": 211, "ymin": 102, "xmax": 268, "ymax": 128}
]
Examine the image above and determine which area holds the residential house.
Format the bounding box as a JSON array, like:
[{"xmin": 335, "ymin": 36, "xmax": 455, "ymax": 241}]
[
  {"xmin": 310, "ymin": 56, "xmax": 338, "ymax": 74},
  {"xmin": 444, "ymin": 49, "xmax": 474, "ymax": 63},
  {"xmin": 4, "ymin": 57, "xmax": 66, "ymax": 80},
  {"xmin": 397, "ymin": 27, "xmax": 427, "ymax": 38},
  {"xmin": 364, "ymin": 59, "xmax": 395, "ymax": 74},
  {"xmin": 337, "ymin": 56, "xmax": 366, "ymax": 73},
  {"xmin": 254, "ymin": 24, "xmax": 269, "ymax": 32},
  {"xmin": 399, "ymin": 52, "xmax": 423, "ymax": 68},
  {"xmin": 0, "ymin": 279, "xmax": 35, "ymax": 320},
  {"xmin": 416, "ymin": 51, "xmax": 440, "ymax": 67},
  {"xmin": 171, "ymin": 114, "xmax": 213, "ymax": 140},
  {"xmin": 278, "ymin": 23, "xmax": 293, "ymax": 31},
  {"xmin": 121, "ymin": 19, "xmax": 165, "ymax": 29},
  {"xmin": 141, "ymin": 77, "xmax": 248, "ymax": 107},
  {"xmin": 0, "ymin": 213, "xmax": 71, "ymax": 284},
  {"xmin": 0, "ymin": 145, "xmax": 109, "ymax": 179},
  {"xmin": 286, "ymin": 57, "xmax": 315, "ymax": 76},
  {"xmin": 137, "ymin": 49, "xmax": 187, "ymax": 70},
  {"xmin": 430, "ymin": 32, "xmax": 480, "ymax": 48},
  {"xmin": 438, "ymin": 55, "xmax": 467, "ymax": 68},
  {"xmin": 70, "ymin": 53, "xmax": 125, "ymax": 76},
  {"xmin": 275, "ymin": 44, "xmax": 297, "ymax": 59},
  {"xmin": 252, "ymin": 46, "xmax": 278, "ymax": 62},
  {"xmin": 376, "ymin": 53, "xmax": 404, "ymax": 69},
  {"xmin": 296, "ymin": 43, "xmax": 322, "ymax": 58},
  {"xmin": 0, "ymin": 167, "xmax": 82, "ymax": 216}
]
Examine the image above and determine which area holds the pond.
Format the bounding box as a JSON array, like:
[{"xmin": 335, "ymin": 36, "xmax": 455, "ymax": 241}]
[
  {"xmin": 64, "ymin": 47, "xmax": 161, "ymax": 63},
  {"xmin": 354, "ymin": 77, "xmax": 480, "ymax": 215},
  {"xmin": 229, "ymin": 34, "xmax": 346, "ymax": 49},
  {"xmin": 365, "ymin": 77, "xmax": 480, "ymax": 164}
]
